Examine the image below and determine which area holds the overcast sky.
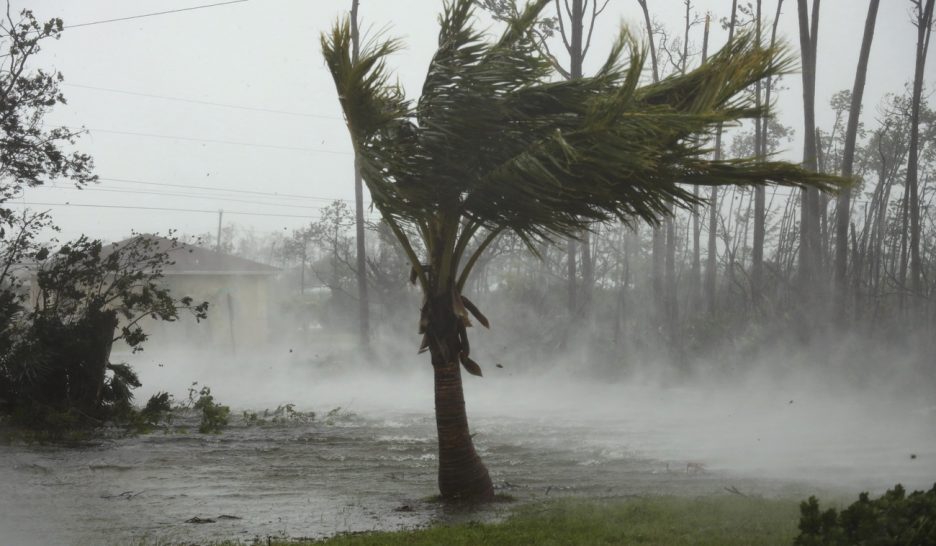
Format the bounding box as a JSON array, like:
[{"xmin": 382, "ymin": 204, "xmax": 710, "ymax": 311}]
[{"xmin": 12, "ymin": 0, "xmax": 933, "ymax": 246}]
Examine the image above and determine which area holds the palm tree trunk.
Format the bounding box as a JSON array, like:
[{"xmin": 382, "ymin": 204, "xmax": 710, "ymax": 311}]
[
  {"xmin": 426, "ymin": 290, "xmax": 493, "ymax": 502},
  {"xmin": 430, "ymin": 338, "xmax": 493, "ymax": 501}
]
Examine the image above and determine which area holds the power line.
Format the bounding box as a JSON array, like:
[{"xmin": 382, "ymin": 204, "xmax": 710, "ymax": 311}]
[
  {"xmin": 96, "ymin": 176, "xmax": 353, "ymax": 202},
  {"xmin": 75, "ymin": 127, "xmax": 353, "ymax": 155},
  {"xmin": 64, "ymin": 1, "xmax": 249, "ymax": 30},
  {"xmin": 64, "ymin": 83, "xmax": 342, "ymax": 120},
  {"xmin": 33, "ymin": 185, "xmax": 326, "ymax": 210},
  {"xmin": 8, "ymin": 201, "xmax": 318, "ymax": 219}
]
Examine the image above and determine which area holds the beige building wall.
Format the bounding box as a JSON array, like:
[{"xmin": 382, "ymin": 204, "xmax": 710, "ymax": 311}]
[{"xmin": 116, "ymin": 273, "xmax": 274, "ymax": 354}]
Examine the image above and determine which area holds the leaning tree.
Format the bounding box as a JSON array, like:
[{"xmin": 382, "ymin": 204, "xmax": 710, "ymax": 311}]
[{"xmin": 322, "ymin": 0, "xmax": 841, "ymax": 502}]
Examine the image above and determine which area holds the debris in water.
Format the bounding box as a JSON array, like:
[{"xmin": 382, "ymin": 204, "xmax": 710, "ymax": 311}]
[
  {"xmin": 185, "ymin": 517, "xmax": 216, "ymax": 524},
  {"xmin": 217, "ymin": 514, "xmax": 242, "ymax": 520},
  {"xmin": 101, "ymin": 491, "xmax": 142, "ymax": 500}
]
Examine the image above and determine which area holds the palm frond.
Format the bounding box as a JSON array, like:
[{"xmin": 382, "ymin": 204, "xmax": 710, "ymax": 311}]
[{"xmin": 321, "ymin": 0, "xmax": 846, "ymax": 282}]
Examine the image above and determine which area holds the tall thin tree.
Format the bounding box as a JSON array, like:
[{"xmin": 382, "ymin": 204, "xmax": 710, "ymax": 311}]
[
  {"xmin": 350, "ymin": 0, "xmax": 370, "ymax": 347},
  {"xmin": 691, "ymin": 13, "xmax": 710, "ymax": 310},
  {"xmin": 797, "ymin": 0, "xmax": 822, "ymax": 303},
  {"xmin": 907, "ymin": 0, "xmax": 934, "ymax": 301},
  {"xmin": 637, "ymin": 0, "xmax": 664, "ymax": 313},
  {"xmin": 706, "ymin": 0, "xmax": 738, "ymax": 314},
  {"xmin": 835, "ymin": 0, "xmax": 880, "ymax": 318},
  {"xmin": 752, "ymin": 0, "xmax": 765, "ymax": 303}
]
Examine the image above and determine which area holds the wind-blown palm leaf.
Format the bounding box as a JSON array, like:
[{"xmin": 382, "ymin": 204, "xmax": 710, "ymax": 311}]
[
  {"xmin": 323, "ymin": 0, "xmax": 839, "ymax": 253},
  {"xmin": 322, "ymin": 0, "xmax": 844, "ymax": 295}
]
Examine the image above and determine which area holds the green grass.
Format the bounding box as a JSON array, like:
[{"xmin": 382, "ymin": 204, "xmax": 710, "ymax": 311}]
[{"xmin": 246, "ymin": 495, "xmax": 802, "ymax": 546}]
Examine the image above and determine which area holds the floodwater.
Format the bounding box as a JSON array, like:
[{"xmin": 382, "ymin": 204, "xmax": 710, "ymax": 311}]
[{"xmin": 1, "ymin": 353, "xmax": 934, "ymax": 546}]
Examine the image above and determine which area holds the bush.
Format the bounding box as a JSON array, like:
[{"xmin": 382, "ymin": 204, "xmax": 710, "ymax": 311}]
[
  {"xmin": 795, "ymin": 484, "xmax": 936, "ymax": 545},
  {"xmin": 191, "ymin": 386, "xmax": 230, "ymax": 434},
  {"xmin": 0, "ymin": 233, "xmax": 207, "ymax": 431}
]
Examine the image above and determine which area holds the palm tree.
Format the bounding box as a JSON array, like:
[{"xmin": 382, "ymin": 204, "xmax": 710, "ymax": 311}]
[{"xmin": 322, "ymin": 0, "xmax": 840, "ymax": 502}]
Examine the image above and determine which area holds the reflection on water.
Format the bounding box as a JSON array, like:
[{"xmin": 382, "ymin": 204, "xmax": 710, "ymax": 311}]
[{"xmin": 2, "ymin": 370, "xmax": 934, "ymax": 546}]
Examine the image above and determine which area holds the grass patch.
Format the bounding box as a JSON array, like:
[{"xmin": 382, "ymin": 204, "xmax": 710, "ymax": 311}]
[{"xmin": 220, "ymin": 495, "xmax": 802, "ymax": 546}]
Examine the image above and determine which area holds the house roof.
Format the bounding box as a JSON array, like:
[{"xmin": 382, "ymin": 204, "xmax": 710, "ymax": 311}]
[{"xmin": 111, "ymin": 235, "xmax": 279, "ymax": 276}]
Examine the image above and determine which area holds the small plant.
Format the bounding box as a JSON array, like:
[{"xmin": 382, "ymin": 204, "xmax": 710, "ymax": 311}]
[
  {"xmin": 270, "ymin": 403, "xmax": 315, "ymax": 425},
  {"xmin": 242, "ymin": 410, "xmax": 265, "ymax": 426},
  {"xmin": 795, "ymin": 483, "xmax": 936, "ymax": 545},
  {"xmin": 242, "ymin": 404, "xmax": 315, "ymax": 426},
  {"xmin": 139, "ymin": 392, "xmax": 173, "ymax": 427},
  {"xmin": 192, "ymin": 386, "xmax": 229, "ymax": 434}
]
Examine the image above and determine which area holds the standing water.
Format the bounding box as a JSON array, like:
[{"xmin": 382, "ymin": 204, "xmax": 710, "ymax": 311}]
[{"xmin": 1, "ymin": 352, "xmax": 934, "ymax": 545}]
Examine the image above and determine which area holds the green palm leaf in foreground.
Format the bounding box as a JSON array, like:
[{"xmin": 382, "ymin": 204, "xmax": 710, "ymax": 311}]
[{"xmin": 322, "ymin": 0, "xmax": 842, "ymax": 502}]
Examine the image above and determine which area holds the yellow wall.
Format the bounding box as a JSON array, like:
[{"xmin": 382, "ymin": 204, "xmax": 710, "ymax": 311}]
[{"xmin": 120, "ymin": 273, "xmax": 274, "ymax": 353}]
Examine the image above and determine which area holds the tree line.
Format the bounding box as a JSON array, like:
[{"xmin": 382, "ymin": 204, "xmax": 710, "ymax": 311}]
[{"xmin": 224, "ymin": 0, "xmax": 934, "ymax": 376}]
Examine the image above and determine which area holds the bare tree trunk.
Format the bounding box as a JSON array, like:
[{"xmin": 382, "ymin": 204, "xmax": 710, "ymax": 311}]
[
  {"xmin": 836, "ymin": 0, "xmax": 880, "ymax": 319},
  {"xmin": 567, "ymin": 238, "xmax": 577, "ymax": 312},
  {"xmin": 797, "ymin": 0, "xmax": 821, "ymax": 308},
  {"xmin": 562, "ymin": 0, "xmax": 588, "ymax": 315},
  {"xmin": 664, "ymin": 0, "xmax": 693, "ymax": 352},
  {"xmin": 752, "ymin": 0, "xmax": 765, "ymax": 305},
  {"xmin": 907, "ymin": 0, "xmax": 934, "ymax": 301},
  {"xmin": 706, "ymin": 0, "xmax": 736, "ymax": 315},
  {"xmin": 575, "ymin": 0, "xmax": 591, "ymax": 315},
  {"xmin": 637, "ymin": 0, "xmax": 666, "ymax": 327},
  {"xmin": 351, "ymin": 0, "xmax": 370, "ymax": 347},
  {"xmin": 636, "ymin": 0, "xmax": 660, "ymax": 83},
  {"xmin": 690, "ymin": 11, "xmax": 710, "ymax": 312},
  {"xmin": 899, "ymin": 180, "xmax": 911, "ymax": 308},
  {"xmin": 665, "ymin": 204, "xmax": 678, "ymax": 343}
]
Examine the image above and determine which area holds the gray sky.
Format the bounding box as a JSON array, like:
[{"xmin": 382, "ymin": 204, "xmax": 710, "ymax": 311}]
[{"xmin": 12, "ymin": 0, "xmax": 932, "ymax": 244}]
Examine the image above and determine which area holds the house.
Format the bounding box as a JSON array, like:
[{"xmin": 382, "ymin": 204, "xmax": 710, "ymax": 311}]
[{"xmin": 111, "ymin": 235, "xmax": 279, "ymax": 353}]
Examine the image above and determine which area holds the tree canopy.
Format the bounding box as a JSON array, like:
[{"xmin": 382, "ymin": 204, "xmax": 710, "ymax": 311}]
[{"xmin": 322, "ymin": 0, "xmax": 841, "ymax": 297}]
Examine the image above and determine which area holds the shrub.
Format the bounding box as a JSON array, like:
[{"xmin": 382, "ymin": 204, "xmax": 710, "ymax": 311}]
[
  {"xmin": 0, "ymin": 233, "xmax": 208, "ymax": 431},
  {"xmin": 192, "ymin": 386, "xmax": 230, "ymax": 434},
  {"xmin": 795, "ymin": 484, "xmax": 936, "ymax": 545}
]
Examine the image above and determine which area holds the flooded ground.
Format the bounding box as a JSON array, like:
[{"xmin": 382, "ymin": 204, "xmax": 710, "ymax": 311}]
[{"xmin": 1, "ymin": 353, "xmax": 934, "ymax": 545}]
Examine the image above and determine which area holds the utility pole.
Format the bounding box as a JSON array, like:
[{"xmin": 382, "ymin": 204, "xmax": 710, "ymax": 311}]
[
  {"xmin": 351, "ymin": 0, "xmax": 370, "ymax": 348},
  {"xmin": 216, "ymin": 209, "xmax": 223, "ymax": 252}
]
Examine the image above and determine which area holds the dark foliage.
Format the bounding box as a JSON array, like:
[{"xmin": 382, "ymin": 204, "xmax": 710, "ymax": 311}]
[
  {"xmin": 0, "ymin": 7, "xmax": 96, "ymax": 202},
  {"xmin": 0, "ymin": 234, "xmax": 208, "ymax": 431},
  {"xmin": 796, "ymin": 484, "xmax": 936, "ymax": 545}
]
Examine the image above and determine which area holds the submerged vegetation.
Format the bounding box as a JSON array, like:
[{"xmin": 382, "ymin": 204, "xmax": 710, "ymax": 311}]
[{"xmin": 187, "ymin": 385, "xmax": 231, "ymax": 434}]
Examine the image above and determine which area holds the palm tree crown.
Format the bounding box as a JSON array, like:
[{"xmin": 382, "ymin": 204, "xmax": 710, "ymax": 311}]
[{"xmin": 323, "ymin": 0, "xmax": 838, "ymax": 299}]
